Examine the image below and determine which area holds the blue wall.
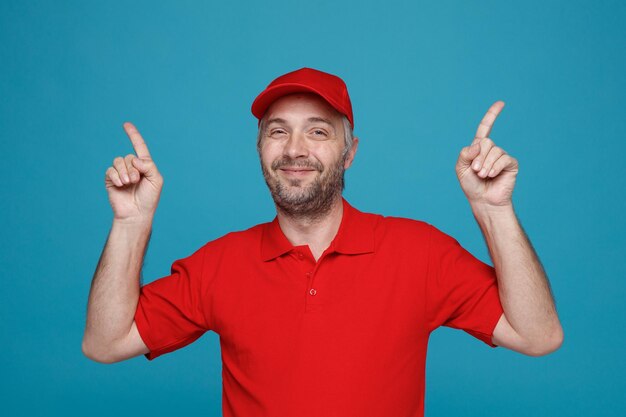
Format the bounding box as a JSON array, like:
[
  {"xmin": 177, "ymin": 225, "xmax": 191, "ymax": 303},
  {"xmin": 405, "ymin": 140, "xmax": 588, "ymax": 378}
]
[{"xmin": 1, "ymin": 1, "xmax": 624, "ymax": 416}]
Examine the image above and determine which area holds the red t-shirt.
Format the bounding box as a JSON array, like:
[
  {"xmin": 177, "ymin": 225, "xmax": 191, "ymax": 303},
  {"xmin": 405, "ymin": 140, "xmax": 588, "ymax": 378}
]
[{"xmin": 134, "ymin": 198, "xmax": 503, "ymax": 417}]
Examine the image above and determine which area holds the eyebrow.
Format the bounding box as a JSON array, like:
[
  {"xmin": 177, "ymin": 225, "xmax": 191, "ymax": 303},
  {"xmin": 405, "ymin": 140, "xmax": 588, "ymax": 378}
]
[
  {"xmin": 266, "ymin": 117, "xmax": 335, "ymax": 128},
  {"xmin": 306, "ymin": 117, "xmax": 334, "ymax": 126},
  {"xmin": 266, "ymin": 117, "xmax": 288, "ymax": 125}
]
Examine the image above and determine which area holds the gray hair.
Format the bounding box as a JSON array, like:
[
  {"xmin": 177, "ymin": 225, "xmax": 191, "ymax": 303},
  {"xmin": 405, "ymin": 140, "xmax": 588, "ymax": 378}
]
[{"xmin": 257, "ymin": 115, "xmax": 354, "ymax": 159}]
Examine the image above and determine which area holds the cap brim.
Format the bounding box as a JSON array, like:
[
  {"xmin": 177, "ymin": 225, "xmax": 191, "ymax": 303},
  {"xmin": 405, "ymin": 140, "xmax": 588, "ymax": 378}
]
[{"xmin": 251, "ymin": 83, "xmax": 345, "ymax": 123}]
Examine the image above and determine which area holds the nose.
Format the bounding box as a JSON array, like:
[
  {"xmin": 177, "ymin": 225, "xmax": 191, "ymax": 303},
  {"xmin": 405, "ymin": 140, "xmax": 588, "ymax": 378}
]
[{"xmin": 283, "ymin": 131, "xmax": 309, "ymax": 159}]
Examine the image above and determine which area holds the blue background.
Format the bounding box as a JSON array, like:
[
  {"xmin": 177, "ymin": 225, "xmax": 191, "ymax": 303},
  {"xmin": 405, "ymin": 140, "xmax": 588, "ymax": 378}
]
[{"xmin": 1, "ymin": 0, "xmax": 624, "ymax": 416}]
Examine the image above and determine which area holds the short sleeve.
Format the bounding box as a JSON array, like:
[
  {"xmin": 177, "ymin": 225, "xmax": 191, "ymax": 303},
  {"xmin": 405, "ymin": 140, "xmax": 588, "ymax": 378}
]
[
  {"xmin": 426, "ymin": 224, "xmax": 503, "ymax": 347},
  {"xmin": 134, "ymin": 245, "xmax": 211, "ymax": 360}
]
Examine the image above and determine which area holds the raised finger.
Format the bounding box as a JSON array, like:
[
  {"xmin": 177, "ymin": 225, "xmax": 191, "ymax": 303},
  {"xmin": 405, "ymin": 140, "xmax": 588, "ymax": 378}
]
[
  {"xmin": 113, "ymin": 156, "xmax": 130, "ymax": 184},
  {"xmin": 478, "ymin": 146, "xmax": 505, "ymax": 178},
  {"xmin": 124, "ymin": 154, "xmax": 140, "ymax": 183},
  {"xmin": 471, "ymin": 137, "xmax": 495, "ymax": 172},
  {"xmin": 123, "ymin": 122, "xmax": 152, "ymax": 159},
  {"xmin": 105, "ymin": 167, "xmax": 123, "ymax": 187},
  {"xmin": 475, "ymin": 101, "xmax": 505, "ymax": 139}
]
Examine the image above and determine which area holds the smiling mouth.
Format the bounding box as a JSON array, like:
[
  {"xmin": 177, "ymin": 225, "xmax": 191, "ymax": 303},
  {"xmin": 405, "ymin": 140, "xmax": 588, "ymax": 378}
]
[
  {"xmin": 280, "ymin": 168, "xmax": 315, "ymax": 172},
  {"xmin": 279, "ymin": 168, "xmax": 316, "ymax": 175}
]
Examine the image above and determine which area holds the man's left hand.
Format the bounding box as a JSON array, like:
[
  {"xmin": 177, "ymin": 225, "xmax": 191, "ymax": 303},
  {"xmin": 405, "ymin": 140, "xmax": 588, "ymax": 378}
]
[{"xmin": 456, "ymin": 101, "xmax": 519, "ymax": 208}]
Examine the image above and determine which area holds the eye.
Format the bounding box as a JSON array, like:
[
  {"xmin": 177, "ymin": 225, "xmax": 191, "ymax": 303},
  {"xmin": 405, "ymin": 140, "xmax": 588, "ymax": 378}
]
[
  {"xmin": 269, "ymin": 129, "xmax": 287, "ymax": 137},
  {"xmin": 311, "ymin": 129, "xmax": 328, "ymax": 137}
]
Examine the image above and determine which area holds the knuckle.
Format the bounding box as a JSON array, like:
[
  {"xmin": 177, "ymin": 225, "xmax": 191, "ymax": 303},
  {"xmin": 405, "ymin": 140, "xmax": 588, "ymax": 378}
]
[{"xmin": 501, "ymin": 156, "xmax": 515, "ymax": 167}]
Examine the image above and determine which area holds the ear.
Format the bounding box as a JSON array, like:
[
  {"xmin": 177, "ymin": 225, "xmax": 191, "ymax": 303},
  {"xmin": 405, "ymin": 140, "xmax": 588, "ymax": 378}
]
[{"xmin": 343, "ymin": 137, "xmax": 359, "ymax": 169}]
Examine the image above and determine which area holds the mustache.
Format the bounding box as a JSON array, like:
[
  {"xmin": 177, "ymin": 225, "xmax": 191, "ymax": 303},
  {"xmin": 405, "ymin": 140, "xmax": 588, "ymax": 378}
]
[{"xmin": 272, "ymin": 158, "xmax": 323, "ymax": 172}]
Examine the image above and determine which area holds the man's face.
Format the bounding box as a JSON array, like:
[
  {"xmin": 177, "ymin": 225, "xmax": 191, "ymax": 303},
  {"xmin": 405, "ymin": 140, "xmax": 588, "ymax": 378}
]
[{"xmin": 258, "ymin": 93, "xmax": 358, "ymax": 218}]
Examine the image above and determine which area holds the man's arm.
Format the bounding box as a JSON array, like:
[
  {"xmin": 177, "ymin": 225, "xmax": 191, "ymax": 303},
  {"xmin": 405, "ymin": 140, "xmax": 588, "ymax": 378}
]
[
  {"xmin": 82, "ymin": 221, "xmax": 151, "ymax": 363},
  {"xmin": 472, "ymin": 203, "xmax": 563, "ymax": 356},
  {"xmin": 82, "ymin": 122, "xmax": 163, "ymax": 363},
  {"xmin": 455, "ymin": 101, "xmax": 563, "ymax": 356}
]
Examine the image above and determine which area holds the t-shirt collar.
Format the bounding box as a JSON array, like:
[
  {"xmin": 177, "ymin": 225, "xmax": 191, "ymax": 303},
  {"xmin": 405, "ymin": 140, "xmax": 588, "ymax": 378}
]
[{"xmin": 260, "ymin": 198, "xmax": 376, "ymax": 261}]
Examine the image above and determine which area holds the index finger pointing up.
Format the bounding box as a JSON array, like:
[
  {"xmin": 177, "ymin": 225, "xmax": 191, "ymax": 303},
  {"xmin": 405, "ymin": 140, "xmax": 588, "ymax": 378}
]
[
  {"xmin": 123, "ymin": 122, "xmax": 152, "ymax": 159},
  {"xmin": 474, "ymin": 101, "xmax": 505, "ymax": 140}
]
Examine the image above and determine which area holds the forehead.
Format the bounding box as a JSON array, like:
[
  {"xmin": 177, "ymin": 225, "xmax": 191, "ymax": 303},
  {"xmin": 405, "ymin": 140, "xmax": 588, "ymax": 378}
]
[{"xmin": 264, "ymin": 93, "xmax": 342, "ymax": 123}]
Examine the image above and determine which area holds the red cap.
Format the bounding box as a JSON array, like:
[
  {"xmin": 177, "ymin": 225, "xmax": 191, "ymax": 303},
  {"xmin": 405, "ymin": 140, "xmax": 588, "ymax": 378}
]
[{"xmin": 251, "ymin": 67, "xmax": 354, "ymax": 129}]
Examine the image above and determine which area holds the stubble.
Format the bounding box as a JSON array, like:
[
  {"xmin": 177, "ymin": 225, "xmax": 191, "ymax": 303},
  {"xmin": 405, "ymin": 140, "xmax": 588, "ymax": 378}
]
[{"xmin": 261, "ymin": 155, "xmax": 345, "ymax": 221}]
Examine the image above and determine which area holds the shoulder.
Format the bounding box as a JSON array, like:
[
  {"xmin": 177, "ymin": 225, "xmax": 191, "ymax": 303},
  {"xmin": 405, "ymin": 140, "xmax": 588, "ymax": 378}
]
[
  {"xmin": 193, "ymin": 222, "xmax": 268, "ymax": 257},
  {"xmin": 372, "ymin": 212, "xmax": 434, "ymax": 243},
  {"xmin": 353, "ymin": 206, "xmax": 461, "ymax": 253},
  {"xmin": 349, "ymin": 205, "xmax": 434, "ymax": 252}
]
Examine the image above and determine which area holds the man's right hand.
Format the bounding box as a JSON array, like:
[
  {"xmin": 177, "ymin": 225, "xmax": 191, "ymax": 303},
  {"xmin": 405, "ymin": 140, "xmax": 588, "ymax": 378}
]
[{"xmin": 105, "ymin": 122, "xmax": 163, "ymax": 223}]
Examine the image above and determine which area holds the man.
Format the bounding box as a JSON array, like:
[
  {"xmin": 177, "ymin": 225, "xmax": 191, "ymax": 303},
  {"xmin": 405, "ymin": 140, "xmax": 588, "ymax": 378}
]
[{"xmin": 83, "ymin": 68, "xmax": 563, "ymax": 416}]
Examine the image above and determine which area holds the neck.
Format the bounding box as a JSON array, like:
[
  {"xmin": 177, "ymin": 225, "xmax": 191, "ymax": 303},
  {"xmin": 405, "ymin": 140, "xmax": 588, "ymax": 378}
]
[{"xmin": 276, "ymin": 197, "xmax": 344, "ymax": 261}]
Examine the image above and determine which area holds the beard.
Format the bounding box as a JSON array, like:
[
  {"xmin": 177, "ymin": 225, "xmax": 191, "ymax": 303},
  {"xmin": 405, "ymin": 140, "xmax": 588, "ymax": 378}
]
[{"xmin": 261, "ymin": 154, "xmax": 346, "ymax": 220}]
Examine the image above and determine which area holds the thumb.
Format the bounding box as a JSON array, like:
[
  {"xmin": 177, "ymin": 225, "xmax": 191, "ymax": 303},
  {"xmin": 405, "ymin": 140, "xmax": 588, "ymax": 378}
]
[{"xmin": 457, "ymin": 142, "xmax": 480, "ymax": 167}]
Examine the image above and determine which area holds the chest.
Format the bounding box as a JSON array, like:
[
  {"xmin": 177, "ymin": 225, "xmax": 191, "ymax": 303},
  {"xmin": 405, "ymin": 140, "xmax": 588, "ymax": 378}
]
[{"xmin": 211, "ymin": 251, "xmax": 430, "ymax": 365}]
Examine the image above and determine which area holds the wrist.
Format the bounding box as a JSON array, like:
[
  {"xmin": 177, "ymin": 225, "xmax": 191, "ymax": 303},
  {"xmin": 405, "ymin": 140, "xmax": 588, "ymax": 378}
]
[
  {"xmin": 470, "ymin": 202, "xmax": 517, "ymax": 230},
  {"xmin": 470, "ymin": 201, "xmax": 515, "ymax": 217},
  {"xmin": 112, "ymin": 217, "xmax": 153, "ymax": 233}
]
